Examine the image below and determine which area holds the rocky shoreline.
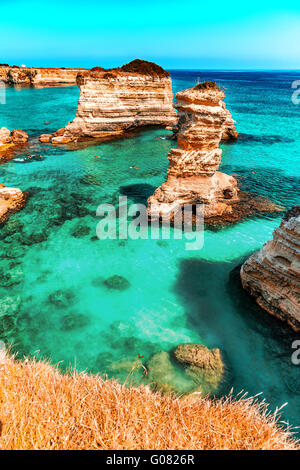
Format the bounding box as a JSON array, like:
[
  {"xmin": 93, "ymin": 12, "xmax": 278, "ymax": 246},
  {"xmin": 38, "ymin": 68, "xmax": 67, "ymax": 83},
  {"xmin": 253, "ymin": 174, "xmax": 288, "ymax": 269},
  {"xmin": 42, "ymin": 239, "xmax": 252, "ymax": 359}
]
[
  {"xmin": 241, "ymin": 206, "xmax": 300, "ymax": 331},
  {"xmin": 0, "ymin": 185, "xmax": 28, "ymax": 224},
  {"xmin": 0, "ymin": 65, "xmax": 87, "ymax": 88}
]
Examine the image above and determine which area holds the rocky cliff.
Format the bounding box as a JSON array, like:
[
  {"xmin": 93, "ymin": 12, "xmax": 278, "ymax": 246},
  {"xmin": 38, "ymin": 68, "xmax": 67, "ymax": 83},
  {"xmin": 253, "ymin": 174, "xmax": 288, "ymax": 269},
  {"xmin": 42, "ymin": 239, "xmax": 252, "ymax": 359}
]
[
  {"xmin": 240, "ymin": 206, "xmax": 300, "ymax": 331},
  {"xmin": 0, "ymin": 185, "xmax": 28, "ymax": 224},
  {"xmin": 46, "ymin": 60, "xmax": 177, "ymax": 144},
  {"xmin": 147, "ymin": 82, "xmax": 281, "ymax": 225},
  {"xmin": 0, "ymin": 66, "xmax": 87, "ymax": 87}
]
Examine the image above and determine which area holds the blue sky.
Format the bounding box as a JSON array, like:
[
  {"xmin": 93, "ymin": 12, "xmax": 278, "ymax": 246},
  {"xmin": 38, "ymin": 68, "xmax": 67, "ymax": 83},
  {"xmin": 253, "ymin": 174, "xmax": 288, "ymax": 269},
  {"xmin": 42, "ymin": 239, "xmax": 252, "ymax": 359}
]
[{"xmin": 1, "ymin": 0, "xmax": 300, "ymax": 69}]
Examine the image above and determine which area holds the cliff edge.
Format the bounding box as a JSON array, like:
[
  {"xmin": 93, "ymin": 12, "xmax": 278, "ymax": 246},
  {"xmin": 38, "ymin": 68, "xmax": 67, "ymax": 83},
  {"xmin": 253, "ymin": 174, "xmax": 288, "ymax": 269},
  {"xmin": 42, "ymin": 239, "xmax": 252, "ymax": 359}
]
[{"xmin": 241, "ymin": 206, "xmax": 300, "ymax": 331}]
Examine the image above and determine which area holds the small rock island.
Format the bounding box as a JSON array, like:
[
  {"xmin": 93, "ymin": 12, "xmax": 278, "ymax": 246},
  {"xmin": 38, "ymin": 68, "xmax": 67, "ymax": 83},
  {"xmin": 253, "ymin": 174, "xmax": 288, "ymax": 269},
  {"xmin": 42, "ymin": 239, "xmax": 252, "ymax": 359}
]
[
  {"xmin": 147, "ymin": 81, "xmax": 282, "ymax": 225},
  {"xmin": 43, "ymin": 59, "xmax": 177, "ymax": 144}
]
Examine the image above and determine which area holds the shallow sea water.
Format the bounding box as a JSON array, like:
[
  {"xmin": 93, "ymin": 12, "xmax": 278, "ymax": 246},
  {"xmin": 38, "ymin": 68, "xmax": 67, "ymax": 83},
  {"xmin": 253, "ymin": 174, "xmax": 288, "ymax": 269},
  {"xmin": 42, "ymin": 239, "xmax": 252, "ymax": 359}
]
[{"xmin": 0, "ymin": 71, "xmax": 300, "ymax": 428}]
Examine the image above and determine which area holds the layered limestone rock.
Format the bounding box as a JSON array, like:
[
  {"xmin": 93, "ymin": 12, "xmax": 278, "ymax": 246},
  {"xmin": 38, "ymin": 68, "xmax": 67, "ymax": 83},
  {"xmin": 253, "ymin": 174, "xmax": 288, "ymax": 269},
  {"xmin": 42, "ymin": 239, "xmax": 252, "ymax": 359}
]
[
  {"xmin": 221, "ymin": 104, "xmax": 238, "ymax": 141},
  {"xmin": 147, "ymin": 82, "xmax": 281, "ymax": 225},
  {"xmin": 47, "ymin": 60, "xmax": 177, "ymax": 144},
  {"xmin": 0, "ymin": 65, "xmax": 87, "ymax": 88},
  {"xmin": 241, "ymin": 206, "xmax": 300, "ymax": 331},
  {"xmin": 0, "ymin": 127, "xmax": 28, "ymax": 149},
  {"xmin": 0, "ymin": 185, "xmax": 28, "ymax": 224}
]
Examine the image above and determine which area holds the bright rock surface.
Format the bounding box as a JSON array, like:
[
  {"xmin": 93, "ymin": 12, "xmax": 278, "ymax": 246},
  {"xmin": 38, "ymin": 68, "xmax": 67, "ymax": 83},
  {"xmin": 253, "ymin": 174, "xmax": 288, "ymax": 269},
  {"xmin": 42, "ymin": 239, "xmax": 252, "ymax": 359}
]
[
  {"xmin": 147, "ymin": 82, "xmax": 281, "ymax": 225},
  {"xmin": 51, "ymin": 60, "xmax": 177, "ymax": 143},
  {"xmin": 0, "ymin": 65, "xmax": 87, "ymax": 87},
  {"xmin": 0, "ymin": 186, "xmax": 27, "ymax": 224}
]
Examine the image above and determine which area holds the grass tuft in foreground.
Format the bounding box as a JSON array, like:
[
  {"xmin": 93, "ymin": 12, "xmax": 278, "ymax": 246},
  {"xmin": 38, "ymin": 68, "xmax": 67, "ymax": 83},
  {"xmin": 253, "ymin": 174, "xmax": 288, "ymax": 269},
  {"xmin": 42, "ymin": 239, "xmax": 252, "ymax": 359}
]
[{"xmin": 0, "ymin": 353, "xmax": 298, "ymax": 450}]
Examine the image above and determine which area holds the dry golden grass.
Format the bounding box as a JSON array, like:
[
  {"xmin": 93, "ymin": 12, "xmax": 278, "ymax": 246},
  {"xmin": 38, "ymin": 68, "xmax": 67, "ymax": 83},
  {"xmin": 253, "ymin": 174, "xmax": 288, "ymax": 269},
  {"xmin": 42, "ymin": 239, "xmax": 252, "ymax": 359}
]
[{"xmin": 0, "ymin": 353, "xmax": 298, "ymax": 450}]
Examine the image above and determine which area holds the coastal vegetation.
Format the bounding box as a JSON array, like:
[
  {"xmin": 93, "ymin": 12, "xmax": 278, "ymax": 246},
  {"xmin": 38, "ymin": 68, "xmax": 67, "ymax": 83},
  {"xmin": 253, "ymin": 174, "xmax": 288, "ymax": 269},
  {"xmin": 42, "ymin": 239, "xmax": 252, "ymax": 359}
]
[{"xmin": 0, "ymin": 353, "xmax": 298, "ymax": 450}]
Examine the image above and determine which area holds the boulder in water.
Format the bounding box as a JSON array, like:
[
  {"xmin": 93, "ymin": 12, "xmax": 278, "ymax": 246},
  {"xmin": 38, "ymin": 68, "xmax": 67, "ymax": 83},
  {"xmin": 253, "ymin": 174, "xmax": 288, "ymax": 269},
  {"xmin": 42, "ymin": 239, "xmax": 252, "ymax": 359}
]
[
  {"xmin": 61, "ymin": 313, "xmax": 90, "ymax": 331},
  {"xmin": 48, "ymin": 289, "xmax": 75, "ymax": 308},
  {"xmin": 103, "ymin": 275, "xmax": 131, "ymax": 291}
]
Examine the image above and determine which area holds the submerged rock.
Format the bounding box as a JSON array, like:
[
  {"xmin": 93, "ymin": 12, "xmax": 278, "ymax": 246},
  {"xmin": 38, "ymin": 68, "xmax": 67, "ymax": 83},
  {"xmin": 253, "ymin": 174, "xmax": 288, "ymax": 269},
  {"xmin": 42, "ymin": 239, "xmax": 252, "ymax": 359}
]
[
  {"xmin": 2, "ymin": 245, "xmax": 26, "ymax": 259},
  {"xmin": 0, "ymin": 296, "xmax": 21, "ymax": 316},
  {"xmin": 146, "ymin": 351, "xmax": 182, "ymax": 394},
  {"xmin": 21, "ymin": 231, "xmax": 48, "ymax": 245},
  {"xmin": 146, "ymin": 344, "xmax": 228, "ymax": 396},
  {"xmin": 103, "ymin": 275, "xmax": 131, "ymax": 291},
  {"xmin": 79, "ymin": 174, "xmax": 102, "ymax": 186},
  {"xmin": 0, "ymin": 269, "xmax": 23, "ymax": 287},
  {"xmin": 61, "ymin": 313, "xmax": 90, "ymax": 331},
  {"xmin": 0, "ymin": 219, "xmax": 24, "ymax": 240},
  {"xmin": 241, "ymin": 206, "xmax": 300, "ymax": 331},
  {"xmin": 173, "ymin": 344, "xmax": 226, "ymax": 394},
  {"xmin": 70, "ymin": 225, "xmax": 91, "ymax": 238},
  {"xmin": 48, "ymin": 289, "xmax": 76, "ymax": 308}
]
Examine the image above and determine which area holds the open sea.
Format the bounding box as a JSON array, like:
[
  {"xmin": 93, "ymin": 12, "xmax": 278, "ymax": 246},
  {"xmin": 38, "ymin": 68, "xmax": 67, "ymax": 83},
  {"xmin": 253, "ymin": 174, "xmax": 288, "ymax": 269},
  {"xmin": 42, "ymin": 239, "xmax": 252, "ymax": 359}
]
[{"xmin": 0, "ymin": 70, "xmax": 300, "ymax": 429}]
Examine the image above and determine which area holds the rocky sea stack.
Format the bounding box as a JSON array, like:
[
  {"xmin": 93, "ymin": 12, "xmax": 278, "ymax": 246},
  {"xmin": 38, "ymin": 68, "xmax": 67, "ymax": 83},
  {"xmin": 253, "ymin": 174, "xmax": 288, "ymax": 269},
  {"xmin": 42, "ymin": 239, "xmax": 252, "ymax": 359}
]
[
  {"xmin": 241, "ymin": 206, "xmax": 300, "ymax": 331},
  {"xmin": 46, "ymin": 59, "xmax": 177, "ymax": 144},
  {"xmin": 147, "ymin": 82, "xmax": 282, "ymax": 225}
]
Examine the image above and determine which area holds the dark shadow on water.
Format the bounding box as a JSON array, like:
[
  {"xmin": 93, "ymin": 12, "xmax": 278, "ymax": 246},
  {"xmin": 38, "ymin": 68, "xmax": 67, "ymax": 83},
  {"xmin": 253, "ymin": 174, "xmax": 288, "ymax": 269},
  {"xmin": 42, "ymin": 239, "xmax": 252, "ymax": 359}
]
[
  {"xmin": 119, "ymin": 183, "xmax": 156, "ymax": 204},
  {"xmin": 236, "ymin": 133, "xmax": 295, "ymax": 145},
  {"xmin": 173, "ymin": 256, "xmax": 300, "ymax": 427}
]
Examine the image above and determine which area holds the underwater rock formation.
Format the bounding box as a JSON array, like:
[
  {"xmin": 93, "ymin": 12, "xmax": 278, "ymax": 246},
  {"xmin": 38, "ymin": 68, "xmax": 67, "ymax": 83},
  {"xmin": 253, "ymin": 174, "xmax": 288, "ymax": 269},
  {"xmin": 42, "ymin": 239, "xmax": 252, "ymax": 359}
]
[
  {"xmin": 103, "ymin": 275, "xmax": 131, "ymax": 291},
  {"xmin": 0, "ymin": 65, "xmax": 87, "ymax": 88},
  {"xmin": 48, "ymin": 60, "xmax": 177, "ymax": 144},
  {"xmin": 146, "ymin": 343, "xmax": 227, "ymax": 396},
  {"xmin": 0, "ymin": 185, "xmax": 28, "ymax": 224},
  {"xmin": 147, "ymin": 82, "xmax": 282, "ymax": 225},
  {"xmin": 241, "ymin": 206, "xmax": 300, "ymax": 331},
  {"xmin": 0, "ymin": 127, "xmax": 28, "ymax": 149}
]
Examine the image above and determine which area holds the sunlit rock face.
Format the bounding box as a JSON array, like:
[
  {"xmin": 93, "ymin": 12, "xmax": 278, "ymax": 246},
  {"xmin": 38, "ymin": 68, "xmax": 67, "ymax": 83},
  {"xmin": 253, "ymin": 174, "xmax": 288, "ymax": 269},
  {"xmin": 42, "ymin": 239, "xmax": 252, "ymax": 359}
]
[
  {"xmin": 0, "ymin": 65, "xmax": 86, "ymax": 87},
  {"xmin": 0, "ymin": 186, "xmax": 28, "ymax": 224},
  {"xmin": 49, "ymin": 60, "xmax": 177, "ymax": 143},
  {"xmin": 241, "ymin": 206, "xmax": 300, "ymax": 331},
  {"xmin": 147, "ymin": 82, "xmax": 281, "ymax": 225},
  {"xmin": 0, "ymin": 127, "xmax": 28, "ymax": 148}
]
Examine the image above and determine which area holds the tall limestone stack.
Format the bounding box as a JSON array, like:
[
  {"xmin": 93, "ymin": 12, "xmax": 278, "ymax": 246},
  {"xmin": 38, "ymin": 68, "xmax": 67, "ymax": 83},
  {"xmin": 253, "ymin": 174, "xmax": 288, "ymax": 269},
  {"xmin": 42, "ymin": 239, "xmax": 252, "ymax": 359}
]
[
  {"xmin": 241, "ymin": 206, "xmax": 300, "ymax": 331},
  {"xmin": 147, "ymin": 81, "xmax": 281, "ymax": 224},
  {"xmin": 49, "ymin": 60, "xmax": 177, "ymax": 144}
]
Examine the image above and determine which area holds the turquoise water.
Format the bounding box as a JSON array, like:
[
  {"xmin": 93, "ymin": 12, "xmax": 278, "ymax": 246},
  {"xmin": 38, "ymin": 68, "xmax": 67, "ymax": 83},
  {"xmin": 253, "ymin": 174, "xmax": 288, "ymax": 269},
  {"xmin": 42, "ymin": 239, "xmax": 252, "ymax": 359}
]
[{"xmin": 0, "ymin": 71, "xmax": 300, "ymax": 427}]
